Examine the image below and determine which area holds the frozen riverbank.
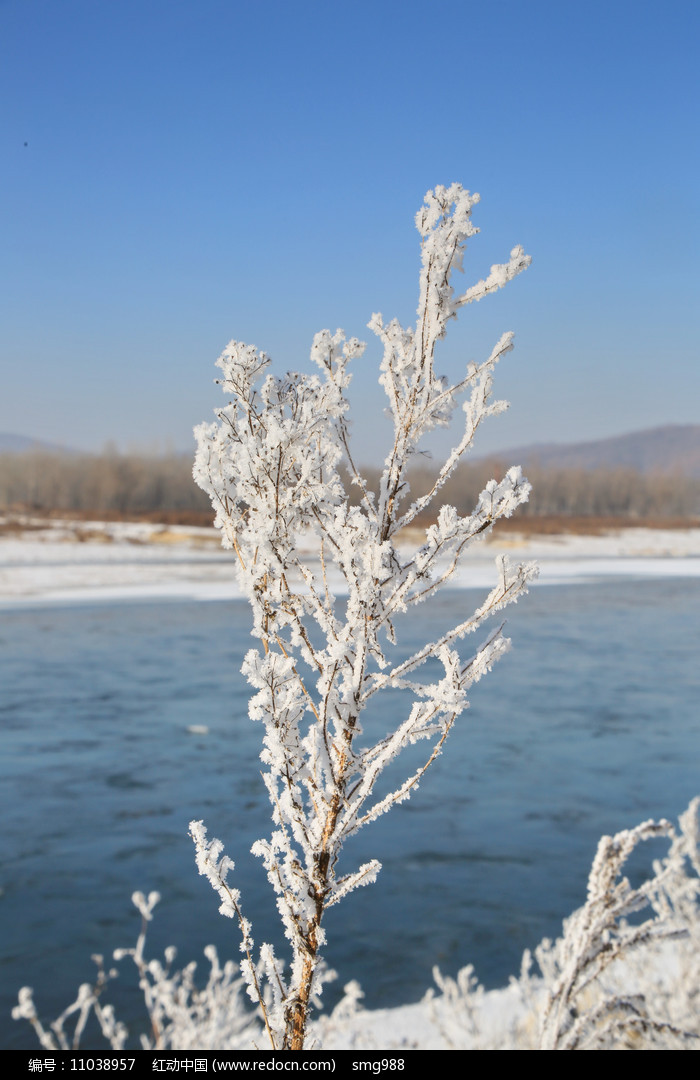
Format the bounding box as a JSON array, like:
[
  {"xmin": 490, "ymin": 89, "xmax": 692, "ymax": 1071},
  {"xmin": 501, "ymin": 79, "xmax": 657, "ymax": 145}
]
[{"xmin": 3, "ymin": 517, "xmax": 700, "ymax": 606}]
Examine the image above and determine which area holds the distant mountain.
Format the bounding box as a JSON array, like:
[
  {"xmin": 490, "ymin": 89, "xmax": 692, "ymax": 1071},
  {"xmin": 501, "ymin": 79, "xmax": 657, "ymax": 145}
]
[
  {"xmin": 3, "ymin": 425, "xmax": 700, "ymax": 477},
  {"xmin": 0, "ymin": 432, "xmax": 78, "ymax": 454},
  {"xmin": 484, "ymin": 425, "xmax": 700, "ymax": 478}
]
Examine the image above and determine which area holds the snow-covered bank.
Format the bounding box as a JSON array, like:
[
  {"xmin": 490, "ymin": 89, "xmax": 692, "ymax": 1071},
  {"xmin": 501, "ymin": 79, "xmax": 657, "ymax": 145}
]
[
  {"xmin": 2, "ymin": 519, "xmax": 700, "ymax": 606},
  {"xmin": 310, "ymin": 981, "xmax": 529, "ymax": 1050}
]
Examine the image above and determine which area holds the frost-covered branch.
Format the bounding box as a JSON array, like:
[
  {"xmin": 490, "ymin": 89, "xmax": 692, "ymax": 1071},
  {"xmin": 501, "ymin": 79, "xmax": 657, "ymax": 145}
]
[
  {"xmin": 425, "ymin": 797, "xmax": 700, "ymax": 1051},
  {"xmin": 14, "ymin": 894, "xmax": 262, "ymax": 1052},
  {"xmin": 191, "ymin": 183, "xmax": 533, "ymax": 1049}
]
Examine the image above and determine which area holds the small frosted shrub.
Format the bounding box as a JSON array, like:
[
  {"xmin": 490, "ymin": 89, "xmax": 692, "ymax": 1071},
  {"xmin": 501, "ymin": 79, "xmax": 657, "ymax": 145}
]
[
  {"xmin": 425, "ymin": 797, "xmax": 700, "ymax": 1050},
  {"xmin": 190, "ymin": 184, "xmax": 534, "ymax": 1048},
  {"xmin": 13, "ymin": 891, "xmax": 262, "ymax": 1051}
]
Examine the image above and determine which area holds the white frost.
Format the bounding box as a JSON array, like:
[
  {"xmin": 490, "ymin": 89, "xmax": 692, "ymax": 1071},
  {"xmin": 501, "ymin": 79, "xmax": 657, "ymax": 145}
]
[{"xmin": 190, "ymin": 183, "xmax": 534, "ymax": 1049}]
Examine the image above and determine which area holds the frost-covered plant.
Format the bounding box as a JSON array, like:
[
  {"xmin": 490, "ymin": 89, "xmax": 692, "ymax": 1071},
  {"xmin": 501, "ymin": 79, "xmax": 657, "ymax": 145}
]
[
  {"xmin": 530, "ymin": 812, "xmax": 698, "ymax": 1049},
  {"xmin": 13, "ymin": 892, "xmax": 262, "ymax": 1051},
  {"xmin": 14, "ymin": 961, "xmax": 127, "ymax": 1052},
  {"xmin": 190, "ymin": 184, "xmax": 535, "ymax": 1049},
  {"xmin": 426, "ymin": 797, "xmax": 700, "ymax": 1050}
]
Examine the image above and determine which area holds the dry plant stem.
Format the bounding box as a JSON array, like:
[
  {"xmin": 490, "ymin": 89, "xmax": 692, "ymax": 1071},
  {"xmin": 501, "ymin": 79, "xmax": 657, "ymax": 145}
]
[{"xmin": 191, "ymin": 184, "xmax": 534, "ymax": 1048}]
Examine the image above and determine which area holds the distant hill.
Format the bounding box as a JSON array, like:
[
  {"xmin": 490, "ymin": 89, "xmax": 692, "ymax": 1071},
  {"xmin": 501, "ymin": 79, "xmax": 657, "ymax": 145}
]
[
  {"xmin": 0, "ymin": 432, "xmax": 77, "ymax": 455},
  {"xmin": 484, "ymin": 425, "xmax": 700, "ymax": 478},
  {"xmin": 3, "ymin": 423, "xmax": 700, "ymax": 477}
]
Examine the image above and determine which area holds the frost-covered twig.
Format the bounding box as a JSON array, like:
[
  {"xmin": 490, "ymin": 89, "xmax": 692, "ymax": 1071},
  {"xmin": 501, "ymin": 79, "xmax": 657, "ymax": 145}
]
[
  {"xmin": 531, "ymin": 798, "xmax": 700, "ymax": 1049},
  {"xmin": 192, "ymin": 183, "xmax": 533, "ymax": 1049},
  {"xmin": 13, "ymin": 961, "xmax": 126, "ymax": 1052},
  {"xmin": 426, "ymin": 797, "xmax": 700, "ymax": 1050},
  {"xmin": 13, "ymin": 892, "xmax": 262, "ymax": 1052}
]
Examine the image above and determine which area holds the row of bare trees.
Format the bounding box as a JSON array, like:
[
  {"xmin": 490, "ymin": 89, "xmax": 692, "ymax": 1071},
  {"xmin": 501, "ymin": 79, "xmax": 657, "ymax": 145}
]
[
  {"xmin": 0, "ymin": 449, "xmax": 211, "ymax": 518},
  {"xmin": 401, "ymin": 460, "xmax": 700, "ymax": 520},
  {"xmin": 0, "ymin": 449, "xmax": 698, "ymax": 521}
]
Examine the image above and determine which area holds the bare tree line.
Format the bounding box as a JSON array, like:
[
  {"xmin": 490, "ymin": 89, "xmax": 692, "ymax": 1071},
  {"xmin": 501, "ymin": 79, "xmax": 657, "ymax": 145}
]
[
  {"xmin": 400, "ymin": 460, "xmax": 700, "ymax": 520},
  {"xmin": 0, "ymin": 449, "xmax": 212, "ymax": 516},
  {"xmin": 0, "ymin": 448, "xmax": 698, "ymax": 521}
]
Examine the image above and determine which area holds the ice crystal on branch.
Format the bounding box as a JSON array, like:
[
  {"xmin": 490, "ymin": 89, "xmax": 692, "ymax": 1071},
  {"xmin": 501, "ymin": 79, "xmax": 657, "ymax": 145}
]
[{"xmin": 191, "ymin": 183, "xmax": 535, "ymax": 1049}]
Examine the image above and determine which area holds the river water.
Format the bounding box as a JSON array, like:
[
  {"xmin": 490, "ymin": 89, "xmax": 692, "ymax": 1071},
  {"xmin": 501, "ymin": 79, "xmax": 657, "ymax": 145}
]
[{"xmin": 3, "ymin": 577, "xmax": 699, "ymax": 1048}]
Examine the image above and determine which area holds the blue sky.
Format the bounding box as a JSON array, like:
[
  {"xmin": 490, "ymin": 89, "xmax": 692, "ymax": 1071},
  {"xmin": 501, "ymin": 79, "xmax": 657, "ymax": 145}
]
[{"xmin": 2, "ymin": 0, "xmax": 698, "ymax": 463}]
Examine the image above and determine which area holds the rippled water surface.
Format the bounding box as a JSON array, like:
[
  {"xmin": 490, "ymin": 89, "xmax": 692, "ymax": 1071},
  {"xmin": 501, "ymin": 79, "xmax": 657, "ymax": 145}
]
[{"xmin": 3, "ymin": 578, "xmax": 700, "ymax": 1048}]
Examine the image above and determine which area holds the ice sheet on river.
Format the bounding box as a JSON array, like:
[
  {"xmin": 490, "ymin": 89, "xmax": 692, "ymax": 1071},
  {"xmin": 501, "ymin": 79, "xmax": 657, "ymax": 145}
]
[{"xmin": 2, "ymin": 520, "xmax": 700, "ymax": 607}]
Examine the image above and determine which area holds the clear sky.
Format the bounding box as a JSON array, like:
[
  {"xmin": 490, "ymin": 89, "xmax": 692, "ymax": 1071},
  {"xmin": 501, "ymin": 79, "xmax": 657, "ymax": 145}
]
[{"xmin": 2, "ymin": 0, "xmax": 698, "ymax": 464}]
